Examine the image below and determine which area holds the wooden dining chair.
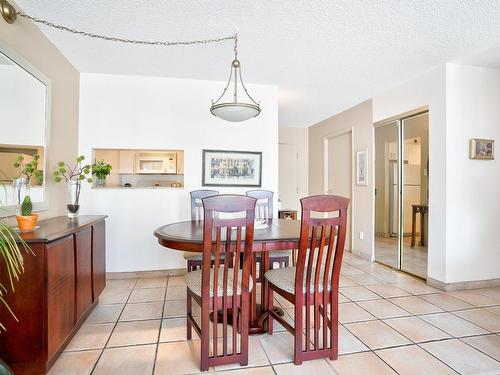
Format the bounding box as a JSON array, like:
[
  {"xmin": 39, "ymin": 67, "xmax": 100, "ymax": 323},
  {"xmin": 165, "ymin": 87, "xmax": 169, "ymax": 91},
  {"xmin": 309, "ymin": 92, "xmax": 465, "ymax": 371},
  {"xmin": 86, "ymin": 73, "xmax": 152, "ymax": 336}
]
[
  {"xmin": 185, "ymin": 190, "xmax": 220, "ymax": 272},
  {"xmin": 246, "ymin": 190, "xmax": 290, "ymax": 281},
  {"xmin": 185, "ymin": 194, "xmax": 256, "ymax": 371},
  {"xmin": 264, "ymin": 195, "xmax": 350, "ymax": 365}
]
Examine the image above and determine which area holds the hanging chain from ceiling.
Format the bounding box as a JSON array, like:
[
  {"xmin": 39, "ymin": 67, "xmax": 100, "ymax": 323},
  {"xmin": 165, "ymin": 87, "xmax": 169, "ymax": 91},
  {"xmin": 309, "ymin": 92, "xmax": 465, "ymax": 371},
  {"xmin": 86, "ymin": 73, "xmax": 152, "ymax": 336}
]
[{"xmin": 16, "ymin": 11, "xmax": 236, "ymax": 47}]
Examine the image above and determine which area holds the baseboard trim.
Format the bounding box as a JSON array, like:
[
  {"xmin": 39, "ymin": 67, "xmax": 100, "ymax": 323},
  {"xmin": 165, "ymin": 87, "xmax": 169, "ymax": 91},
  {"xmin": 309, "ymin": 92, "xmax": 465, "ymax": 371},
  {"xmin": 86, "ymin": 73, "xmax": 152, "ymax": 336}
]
[
  {"xmin": 107, "ymin": 268, "xmax": 186, "ymax": 280},
  {"xmin": 427, "ymin": 276, "xmax": 500, "ymax": 291},
  {"xmin": 350, "ymin": 249, "xmax": 372, "ymax": 261}
]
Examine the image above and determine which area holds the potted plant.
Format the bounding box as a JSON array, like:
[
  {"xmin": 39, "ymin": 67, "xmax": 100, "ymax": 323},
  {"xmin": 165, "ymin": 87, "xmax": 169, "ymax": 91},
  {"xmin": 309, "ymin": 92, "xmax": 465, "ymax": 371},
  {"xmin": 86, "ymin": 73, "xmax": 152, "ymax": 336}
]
[
  {"xmin": 53, "ymin": 155, "xmax": 92, "ymax": 219},
  {"xmin": 12, "ymin": 153, "xmax": 43, "ymax": 205},
  {"xmin": 92, "ymin": 160, "xmax": 112, "ymax": 188},
  {"xmin": 1, "ymin": 179, "xmax": 32, "ymax": 375},
  {"xmin": 15, "ymin": 196, "xmax": 38, "ymax": 232}
]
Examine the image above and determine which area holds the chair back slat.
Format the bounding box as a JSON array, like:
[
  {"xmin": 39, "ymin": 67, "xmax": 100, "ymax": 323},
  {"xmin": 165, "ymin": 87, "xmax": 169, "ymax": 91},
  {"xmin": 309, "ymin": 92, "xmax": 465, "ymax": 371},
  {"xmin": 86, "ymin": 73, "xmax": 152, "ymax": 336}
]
[
  {"xmin": 246, "ymin": 189, "xmax": 274, "ymax": 219},
  {"xmin": 295, "ymin": 195, "xmax": 350, "ymax": 352},
  {"xmin": 201, "ymin": 194, "xmax": 256, "ymax": 359},
  {"xmin": 190, "ymin": 189, "xmax": 219, "ymax": 220}
]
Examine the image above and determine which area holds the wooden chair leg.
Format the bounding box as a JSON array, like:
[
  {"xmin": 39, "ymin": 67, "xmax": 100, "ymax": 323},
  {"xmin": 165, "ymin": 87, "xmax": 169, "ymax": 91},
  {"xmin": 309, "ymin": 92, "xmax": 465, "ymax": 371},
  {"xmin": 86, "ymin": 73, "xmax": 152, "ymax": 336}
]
[
  {"xmin": 240, "ymin": 292, "xmax": 250, "ymax": 367},
  {"xmin": 294, "ymin": 304, "xmax": 303, "ymax": 365},
  {"xmin": 331, "ymin": 303, "xmax": 339, "ymax": 361},
  {"xmin": 186, "ymin": 293, "xmax": 192, "ymax": 340},
  {"xmin": 267, "ymin": 288, "xmax": 274, "ymax": 334},
  {"xmin": 200, "ymin": 302, "xmax": 210, "ymax": 372}
]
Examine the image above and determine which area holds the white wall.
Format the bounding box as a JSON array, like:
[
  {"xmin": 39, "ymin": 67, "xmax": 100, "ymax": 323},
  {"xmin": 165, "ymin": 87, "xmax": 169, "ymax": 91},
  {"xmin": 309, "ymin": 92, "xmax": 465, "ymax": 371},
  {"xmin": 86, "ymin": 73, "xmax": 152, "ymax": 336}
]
[
  {"xmin": 373, "ymin": 65, "xmax": 447, "ymax": 282},
  {"xmin": 78, "ymin": 73, "xmax": 278, "ymax": 273},
  {"xmin": 445, "ymin": 64, "xmax": 500, "ymax": 283}
]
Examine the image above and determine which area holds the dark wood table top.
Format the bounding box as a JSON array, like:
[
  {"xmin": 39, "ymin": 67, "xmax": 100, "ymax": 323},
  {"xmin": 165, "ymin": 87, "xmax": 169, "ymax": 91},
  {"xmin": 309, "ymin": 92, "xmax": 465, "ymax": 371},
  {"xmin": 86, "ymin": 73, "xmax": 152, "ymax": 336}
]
[
  {"xmin": 18, "ymin": 215, "xmax": 108, "ymax": 243},
  {"xmin": 154, "ymin": 218, "xmax": 301, "ymax": 252}
]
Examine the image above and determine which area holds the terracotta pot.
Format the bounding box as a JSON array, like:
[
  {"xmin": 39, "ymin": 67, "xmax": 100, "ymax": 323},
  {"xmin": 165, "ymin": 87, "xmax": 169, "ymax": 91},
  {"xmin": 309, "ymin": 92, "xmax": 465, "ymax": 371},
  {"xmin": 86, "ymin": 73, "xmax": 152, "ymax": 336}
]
[{"xmin": 16, "ymin": 213, "xmax": 39, "ymax": 232}]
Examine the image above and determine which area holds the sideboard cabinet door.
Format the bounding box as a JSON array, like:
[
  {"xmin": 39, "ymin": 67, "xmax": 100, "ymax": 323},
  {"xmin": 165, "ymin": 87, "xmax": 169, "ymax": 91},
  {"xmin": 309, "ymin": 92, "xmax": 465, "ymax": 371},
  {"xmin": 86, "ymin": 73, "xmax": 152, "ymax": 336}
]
[
  {"xmin": 46, "ymin": 235, "xmax": 75, "ymax": 360},
  {"xmin": 92, "ymin": 221, "xmax": 106, "ymax": 299},
  {"xmin": 74, "ymin": 227, "xmax": 93, "ymax": 321}
]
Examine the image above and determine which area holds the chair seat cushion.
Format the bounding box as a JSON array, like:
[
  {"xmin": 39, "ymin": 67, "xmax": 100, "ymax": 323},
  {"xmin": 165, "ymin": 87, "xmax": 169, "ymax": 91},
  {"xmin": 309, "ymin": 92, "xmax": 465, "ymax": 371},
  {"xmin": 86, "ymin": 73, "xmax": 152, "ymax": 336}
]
[
  {"xmin": 264, "ymin": 266, "xmax": 333, "ymax": 294},
  {"xmin": 186, "ymin": 268, "xmax": 253, "ymax": 297},
  {"xmin": 183, "ymin": 251, "xmax": 225, "ymax": 261}
]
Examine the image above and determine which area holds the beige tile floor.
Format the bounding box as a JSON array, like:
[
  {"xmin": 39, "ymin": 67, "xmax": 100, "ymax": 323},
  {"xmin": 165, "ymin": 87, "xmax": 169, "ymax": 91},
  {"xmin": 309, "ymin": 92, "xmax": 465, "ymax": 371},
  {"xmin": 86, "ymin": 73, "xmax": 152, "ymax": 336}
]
[{"xmin": 49, "ymin": 252, "xmax": 500, "ymax": 375}]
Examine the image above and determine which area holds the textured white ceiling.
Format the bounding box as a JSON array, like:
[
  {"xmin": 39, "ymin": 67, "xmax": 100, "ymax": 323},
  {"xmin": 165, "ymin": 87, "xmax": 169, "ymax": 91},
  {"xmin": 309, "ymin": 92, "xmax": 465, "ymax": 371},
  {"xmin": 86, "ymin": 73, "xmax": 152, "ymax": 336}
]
[{"xmin": 14, "ymin": 0, "xmax": 500, "ymax": 127}]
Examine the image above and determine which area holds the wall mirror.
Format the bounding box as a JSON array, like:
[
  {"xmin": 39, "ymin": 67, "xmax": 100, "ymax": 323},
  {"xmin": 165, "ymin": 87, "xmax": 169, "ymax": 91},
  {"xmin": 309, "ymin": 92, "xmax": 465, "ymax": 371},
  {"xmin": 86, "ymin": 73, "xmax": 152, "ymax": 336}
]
[{"xmin": 0, "ymin": 42, "xmax": 50, "ymax": 216}]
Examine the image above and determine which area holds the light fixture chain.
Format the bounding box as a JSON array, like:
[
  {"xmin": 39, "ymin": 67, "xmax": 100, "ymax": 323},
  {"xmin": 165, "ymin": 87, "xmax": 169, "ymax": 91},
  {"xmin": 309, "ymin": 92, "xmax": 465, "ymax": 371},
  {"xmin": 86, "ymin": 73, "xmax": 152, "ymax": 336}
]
[
  {"xmin": 16, "ymin": 12, "xmax": 236, "ymax": 47},
  {"xmin": 234, "ymin": 32, "xmax": 238, "ymax": 59}
]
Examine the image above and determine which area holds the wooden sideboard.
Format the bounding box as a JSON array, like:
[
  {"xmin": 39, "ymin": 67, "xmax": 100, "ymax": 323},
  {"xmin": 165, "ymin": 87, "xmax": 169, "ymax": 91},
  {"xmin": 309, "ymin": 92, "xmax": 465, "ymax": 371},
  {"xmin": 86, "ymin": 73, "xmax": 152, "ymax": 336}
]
[{"xmin": 0, "ymin": 215, "xmax": 107, "ymax": 375}]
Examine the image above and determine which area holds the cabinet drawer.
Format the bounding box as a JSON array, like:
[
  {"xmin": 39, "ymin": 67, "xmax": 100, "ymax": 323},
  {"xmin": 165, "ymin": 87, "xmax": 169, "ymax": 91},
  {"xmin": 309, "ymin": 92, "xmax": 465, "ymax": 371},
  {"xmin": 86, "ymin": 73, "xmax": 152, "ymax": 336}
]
[{"xmin": 74, "ymin": 228, "xmax": 93, "ymax": 321}]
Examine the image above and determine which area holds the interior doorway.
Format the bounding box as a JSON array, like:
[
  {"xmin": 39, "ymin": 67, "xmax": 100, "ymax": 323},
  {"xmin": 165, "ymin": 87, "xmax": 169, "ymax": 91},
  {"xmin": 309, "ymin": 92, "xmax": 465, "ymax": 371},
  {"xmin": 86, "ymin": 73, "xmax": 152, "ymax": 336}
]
[
  {"xmin": 374, "ymin": 112, "xmax": 429, "ymax": 279},
  {"xmin": 278, "ymin": 143, "xmax": 300, "ymax": 213},
  {"xmin": 325, "ymin": 131, "xmax": 352, "ymax": 251}
]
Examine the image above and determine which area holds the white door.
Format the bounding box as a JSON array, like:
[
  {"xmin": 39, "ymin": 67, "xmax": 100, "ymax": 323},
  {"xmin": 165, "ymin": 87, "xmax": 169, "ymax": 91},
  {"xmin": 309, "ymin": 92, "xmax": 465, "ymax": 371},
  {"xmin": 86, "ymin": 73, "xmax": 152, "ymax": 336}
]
[
  {"xmin": 278, "ymin": 143, "xmax": 300, "ymax": 212},
  {"xmin": 327, "ymin": 132, "xmax": 352, "ymax": 251}
]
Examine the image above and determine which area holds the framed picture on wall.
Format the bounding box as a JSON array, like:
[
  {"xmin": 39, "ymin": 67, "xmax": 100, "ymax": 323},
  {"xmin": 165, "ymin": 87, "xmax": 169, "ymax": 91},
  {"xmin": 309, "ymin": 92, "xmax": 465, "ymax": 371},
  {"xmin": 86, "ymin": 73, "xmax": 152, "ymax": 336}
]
[
  {"xmin": 469, "ymin": 138, "xmax": 494, "ymax": 160},
  {"xmin": 202, "ymin": 150, "xmax": 262, "ymax": 187},
  {"xmin": 356, "ymin": 149, "xmax": 368, "ymax": 185}
]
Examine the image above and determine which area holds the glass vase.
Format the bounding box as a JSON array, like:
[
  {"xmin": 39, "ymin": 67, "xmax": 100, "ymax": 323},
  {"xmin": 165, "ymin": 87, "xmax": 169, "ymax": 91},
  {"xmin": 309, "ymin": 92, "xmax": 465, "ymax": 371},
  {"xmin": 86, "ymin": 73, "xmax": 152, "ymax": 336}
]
[
  {"xmin": 67, "ymin": 179, "xmax": 82, "ymax": 219},
  {"xmin": 95, "ymin": 177, "xmax": 106, "ymax": 188},
  {"xmin": 12, "ymin": 177, "xmax": 29, "ymax": 205}
]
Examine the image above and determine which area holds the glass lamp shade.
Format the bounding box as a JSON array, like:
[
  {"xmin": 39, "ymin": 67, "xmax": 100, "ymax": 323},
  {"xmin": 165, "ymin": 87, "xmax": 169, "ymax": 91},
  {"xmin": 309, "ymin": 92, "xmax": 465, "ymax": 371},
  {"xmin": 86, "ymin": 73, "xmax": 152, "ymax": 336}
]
[{"xmin": 210, "ymin": 102, "xmax": 261, "ymax": 122}]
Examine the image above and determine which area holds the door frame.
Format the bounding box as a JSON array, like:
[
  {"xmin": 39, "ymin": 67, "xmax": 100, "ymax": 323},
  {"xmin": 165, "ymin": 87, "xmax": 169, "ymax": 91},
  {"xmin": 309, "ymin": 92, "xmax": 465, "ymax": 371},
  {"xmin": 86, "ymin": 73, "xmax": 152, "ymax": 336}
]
[{"xmin": 322, "ymin": 128, "xmax": 354, "ymax": 253}]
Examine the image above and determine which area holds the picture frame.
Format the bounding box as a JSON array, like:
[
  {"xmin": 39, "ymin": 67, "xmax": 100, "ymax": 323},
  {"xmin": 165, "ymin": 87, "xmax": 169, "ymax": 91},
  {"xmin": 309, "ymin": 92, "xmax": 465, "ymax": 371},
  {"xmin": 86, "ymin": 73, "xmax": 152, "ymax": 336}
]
[
  {"xmin": 469, "ymin": 138, "xmax": 494, "ymax": 160},
  {"xmin": 356, "ymin": 149, "xmax": 368, "ymax": 185},
  {"xmin": 202, "ymin": 149, "xmax": 262, "ymax": 187}
]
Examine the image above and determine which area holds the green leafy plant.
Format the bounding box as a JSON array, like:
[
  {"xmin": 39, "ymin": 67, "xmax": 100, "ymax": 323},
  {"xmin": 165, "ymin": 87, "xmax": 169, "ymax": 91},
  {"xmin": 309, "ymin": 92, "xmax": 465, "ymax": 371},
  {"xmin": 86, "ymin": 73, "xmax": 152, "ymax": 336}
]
[
  {"xmin": 0, "ymin": 177, "xmax": 32, "ymax": 333},
  {"xmin": 14, "ymin": 153, "xmax": 43, "ymax": 185},
  {"xmin": 92, "ymin": 160, "xmax": 112, "ymax": 179},
  {"xmin": 20, "ymin": 196, "xmax": 32, "ymax": 217}
]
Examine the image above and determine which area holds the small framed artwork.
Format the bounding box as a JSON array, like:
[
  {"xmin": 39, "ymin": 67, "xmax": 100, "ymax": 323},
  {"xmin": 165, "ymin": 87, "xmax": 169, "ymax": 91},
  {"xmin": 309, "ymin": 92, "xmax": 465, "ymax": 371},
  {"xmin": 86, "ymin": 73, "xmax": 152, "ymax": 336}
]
[
  {"xmin": 202, "ymin": 149, "xmax": 262, "ymax": 187},
  {"xmin": 356, "ymin": 149, "xmax": 368, "ymax": 185},
  {"xmin": 469, "ymin": 138, "xmax": 494, "ymax": 160}
]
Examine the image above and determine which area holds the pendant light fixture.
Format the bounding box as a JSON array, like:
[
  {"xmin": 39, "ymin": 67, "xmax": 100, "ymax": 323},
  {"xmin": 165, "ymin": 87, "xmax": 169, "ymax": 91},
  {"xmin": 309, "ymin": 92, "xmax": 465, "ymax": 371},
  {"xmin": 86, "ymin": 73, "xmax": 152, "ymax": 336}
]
[{"xmin": 210, "ymin": 33, "xmax": 261, "ymax": 122}]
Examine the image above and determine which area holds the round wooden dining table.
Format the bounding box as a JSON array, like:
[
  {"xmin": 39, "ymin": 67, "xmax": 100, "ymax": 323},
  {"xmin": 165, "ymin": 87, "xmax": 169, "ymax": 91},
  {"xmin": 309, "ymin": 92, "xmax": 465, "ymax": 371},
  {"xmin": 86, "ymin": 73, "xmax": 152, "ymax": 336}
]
[{"xmin": 154, "ymin": 218, "xmax": 301, "ymax": 334}]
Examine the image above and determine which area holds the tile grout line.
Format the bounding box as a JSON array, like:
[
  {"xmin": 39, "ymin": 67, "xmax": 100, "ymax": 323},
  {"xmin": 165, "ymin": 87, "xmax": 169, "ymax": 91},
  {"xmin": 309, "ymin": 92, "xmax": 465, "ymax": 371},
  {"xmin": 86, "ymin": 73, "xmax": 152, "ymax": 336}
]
[
  {"xmin": 416, "ymin": 342, "xmax": 463, "ymax": 374},
  {"xmin": 447, "ymin": 308, "xmax": 499, "ymax": 334},
  {"xmin": 151, "ymin": 276, "xmax": 171, "ymax": 375},
  {"xmin": 455, "ymin": 334, "xmax": 500, "ymax": 364},
  {"xmin": 89, "ymin": 278, "xmax": 138, "ymax": 375}
]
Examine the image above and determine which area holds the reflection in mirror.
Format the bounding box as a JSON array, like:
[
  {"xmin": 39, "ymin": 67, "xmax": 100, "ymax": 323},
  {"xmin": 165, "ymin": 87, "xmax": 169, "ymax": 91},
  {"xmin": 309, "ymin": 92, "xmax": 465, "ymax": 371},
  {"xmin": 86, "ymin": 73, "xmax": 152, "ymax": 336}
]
[
  {"xmin": 0, "ymin": 146, "xmax": 45, "ymax": 205},
  {"xmin": 0, "ymin": 47, "xmax": 48, "ymax": 213}
]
